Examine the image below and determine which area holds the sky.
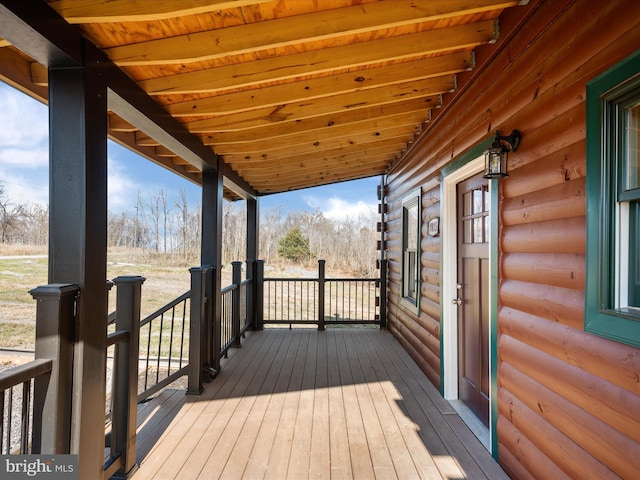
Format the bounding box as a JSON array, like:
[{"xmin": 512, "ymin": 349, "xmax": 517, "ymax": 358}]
[{"xmin": 0, "ymin": 82, "xmax": 380, "ymax": 222}]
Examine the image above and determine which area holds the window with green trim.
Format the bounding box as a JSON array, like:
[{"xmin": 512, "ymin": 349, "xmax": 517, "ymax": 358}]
[
  {"xmin": 402, "ymin": 189, "xmax": 421, "ymax": 313},
  {"xmin": 585, "ymin": 49, "xmax": 640, "ymax": 348}
]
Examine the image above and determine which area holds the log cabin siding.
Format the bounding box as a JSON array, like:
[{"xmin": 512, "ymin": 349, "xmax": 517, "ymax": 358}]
[{"xmin": 384, "ymin": 0, "xmax": 640, "ymax": 477}]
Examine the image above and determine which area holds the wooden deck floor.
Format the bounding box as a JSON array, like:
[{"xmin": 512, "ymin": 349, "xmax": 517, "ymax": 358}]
[{"xmin": 132, "ymin": 328, "xmax": 508, "ymax": 480}]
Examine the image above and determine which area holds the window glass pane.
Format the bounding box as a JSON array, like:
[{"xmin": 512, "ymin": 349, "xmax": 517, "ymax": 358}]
[
  {"xmin": 630, "ymin": 201, "xmax": 640, "ymax": 308},
  {"xmin": 627, "ymin": 101, "xmax": 640, "ymax": 191},
  {"xmin": 407, "ymin": 251, "xmax": 417, "ymax": 299},
  {"xmin": 463, "ymin": 192, "xmax": 472, "ymax": 216},
  {"xmin": 484, "ymin": 215, "xmax": 489, "ymax": 243},
  {"xmin": 406, "ymin": 204, "xmax": 418, "ymax": 249},
  {"xmin": 473, "ymin": 188, "xmax": 483, "ymax": 214},
  {"xmin": 463, "ymin": 219, "xmax": 472, "ymax": 244},
  {"xmin": 483, "ymin": 186, "xmax": 490, "ymax": 212},
  {"xmin": 473, "ymin": 218, "xmax": 483, "ymax": 243}
]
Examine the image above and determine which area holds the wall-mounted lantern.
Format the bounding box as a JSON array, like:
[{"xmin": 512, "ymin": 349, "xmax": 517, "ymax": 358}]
[{"xmin": 483, "ymin": 129, "xmax": 521, "ymax": 179}]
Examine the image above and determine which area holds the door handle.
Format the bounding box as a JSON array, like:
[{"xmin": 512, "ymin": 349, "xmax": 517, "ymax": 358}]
[{"xmin": 452, "ymin": 298, "xmax": 462, "ymax": 306}]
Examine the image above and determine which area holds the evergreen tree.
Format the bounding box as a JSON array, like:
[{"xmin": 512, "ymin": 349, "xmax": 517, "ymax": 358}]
[{"xmin": 277, "ymin": 227, "xmax": 310, "ymax": 263}]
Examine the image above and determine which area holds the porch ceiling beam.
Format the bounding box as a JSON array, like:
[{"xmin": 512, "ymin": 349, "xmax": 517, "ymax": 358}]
[
  {"xmin": 238, "ymin": 165, "xmax": 390, "ymax": 187},
  {"xmin": 184, "ymin": 92, "xmax": 442, "ymax": 133},
  {"xmin": 106, "ymin": 1, "xmax": 513, "ymax": 66},
  {"xmin": 227, "ymin": 146, "xmax": 401, "ymax": 174},
  {"xmin": 164, "ymin": 57, "xmax": 463, "ymax": 117},
  {"xmin": 108, "ymin": 129, "xmax": 202, "ymax": 185},
  {"xmin": 0, "ymin": 45, "xmax": 48, "ymax": 102},
  {"xmin": 47, "ymin": 0, "xmax": 271, "ymax": 24},
  {"xmin": 168, "ymin": 76, "xmax": 453, "ymax": 118},
  {"xmin": 248, "ymin": 166, "xmax": 389, "ymax": 194},
  {"xmin": 202, "ymin": 112, "xmax": 424, "ymax": 149},
  {"xmin": 226, "ymin": 137, "xmax": 406, "ymax": 165},
  {"xmin": 139, "ymin": 21, "xmax": 495, "ymax": 94},
  {"xmin": 0, "ymin": 0, "xmax": 82, "ymax": 67},
  {"xmin": 106, "ymin": 79, "xmax": 256, "ymax": 199},
  {"xmin": 215, "ymin": 124, "xmax": 416, "ymax": 156},
  {"xmin": 191, "ymin": 97, "xmax": 432, "ymax": 135},
  {"xmin": 235, "ymin": 153, "xmax": 395, "ymax": 178}
]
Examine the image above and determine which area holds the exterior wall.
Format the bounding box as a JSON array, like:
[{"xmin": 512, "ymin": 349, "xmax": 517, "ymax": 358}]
[{"xmin": 384, "ymin": 0, "xmax": 640, "ymax": 478}]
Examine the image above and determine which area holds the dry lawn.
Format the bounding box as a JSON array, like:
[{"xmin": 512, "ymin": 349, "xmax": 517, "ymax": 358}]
[{"xmin": 0, "ymin": 247, "xmax": 234, "ymax": 350}]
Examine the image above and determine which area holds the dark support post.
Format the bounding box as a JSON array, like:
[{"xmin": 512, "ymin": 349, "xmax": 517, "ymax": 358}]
[
  {"xmin": 245, "ymin": 259, "xmax": 255, "ymax": 331},
  {"xmin": 246, "ymin": 197, "xmax": 260, "ymax": 329},
  {"xmin": 111, "ymin": 276, "xmax": 145, "ymax": 477},
  {"xmin": 246, "ymin": 196, "xmax": 259, "ymax": 332},
  {"xmin": 254, "ymin": 260, "xmax": 265, "ymax": 330},
  {"xmin": 246, "ymin": 197, "xmax": 259, "ymax": 263},
  {"xmin": 48, "ymin": 42, "xmax": 108, "ymax": 479},
  {"xmin": 188, "ymin": 266, "xmax": 211, "ymax": 395},
  {"xmin": 231, "ymin": 261, "xmax": 242, "ymax": 348},
  {"xmin": 379, "ymin": 259, "xmax": 388, "ymax": 329},
  {"xmin": 201, "ymin": 168, "xmax": 223, "ymax": 373},
  {"xmin": 318, "ymin": 260, "xmax": 326, "ymax": 331},
  {"xmin": 30, "ymin": 284, "xmax": 79, "ymax": 454}
]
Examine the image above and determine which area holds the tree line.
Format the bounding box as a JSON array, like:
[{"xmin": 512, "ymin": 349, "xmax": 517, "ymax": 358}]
[{"xmin": 0, "ymin": 184, "xmax": 379, "ymax": 275}]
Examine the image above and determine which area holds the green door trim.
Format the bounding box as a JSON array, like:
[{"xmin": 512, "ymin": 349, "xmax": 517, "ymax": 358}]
[{"xmin": 440, "ymin": 136, "xmax": 500, "ymax": 459}]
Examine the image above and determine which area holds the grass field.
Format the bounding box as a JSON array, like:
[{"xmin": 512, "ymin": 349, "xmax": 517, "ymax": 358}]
[{"xmin": 0, "ymin": 246, "xmax": 234, "ymax": 350}]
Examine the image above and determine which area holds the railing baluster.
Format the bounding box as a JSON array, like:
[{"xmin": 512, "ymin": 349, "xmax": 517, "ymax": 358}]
[
  {"xmin": 21, "ymin": 380, "xmax": 31, "ymax": 453},
  {"xmin": 156, "ymin": 312, "xmax": 164, "ymax": 384},
  {"xmin": 145, "ymin": 322, "xmax": 152, "ymax": 391},
  {"xmin": 7, "ymin": 387, "xmax": 13, "ymax": 453},
  {"xmin": 0, "ymin": 392, "xmax": 4, "ymax": 453},
  {"xmin": 168, "ymin": 306, "xmax": 176, "ymax": 376},
  {"xmin": 180, "ymin": 299, "xmax": 187, "ymax": 369}
]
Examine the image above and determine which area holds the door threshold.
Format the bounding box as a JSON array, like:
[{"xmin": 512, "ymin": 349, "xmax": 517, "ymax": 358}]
[{"xmin": 449, "ymin": 400, "xmax": 490, "ymax": 450}]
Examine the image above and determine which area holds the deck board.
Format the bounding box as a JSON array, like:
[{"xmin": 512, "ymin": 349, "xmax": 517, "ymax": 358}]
[{"xmin": 134, "ymin": 328, "xmax": 509, "ymax": 480}]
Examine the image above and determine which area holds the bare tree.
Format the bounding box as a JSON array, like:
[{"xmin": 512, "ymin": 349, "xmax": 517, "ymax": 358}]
[
  {"xmin": 0, "ymin": 184, "xmax": 28, "ymax": 244},
  {"xmin": 222, "ymin": 200, "xmax": 246, "ymax": 264},
  {"xmin": 259, "ymin": 206, "xmax": 284, "ymax": 264},
  {"xmin": 25, "ymin": 203, "xmax": 48, "ymax": 245}
]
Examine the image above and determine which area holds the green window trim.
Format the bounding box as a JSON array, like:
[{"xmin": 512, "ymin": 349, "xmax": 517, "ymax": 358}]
[
  {"xmin": 585, "ymin": 49, "xmax": 640, "ymax": 348},
  {"xmin": 401, "ymin": 188, "xmax": 421, "ymax": 313}
]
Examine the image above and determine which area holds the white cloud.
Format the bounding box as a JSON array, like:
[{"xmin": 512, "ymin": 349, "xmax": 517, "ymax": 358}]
[
  {"xmin": 0, "ymin": 85, "xmax": 48, "ymax": 152},
  {"xmin": 305, "ymin": 195, "xmax": 376, "ymax": 222},
  {"xmin": 0, "ymin": 147, "xmax": 48, "ymax": 168},
  {"xmin": 108, "ymin": 156, "xmax": 143, "ymax": 212},
  {"xmin": 1, "ymin": 173, "xmax": 48, "ymax": 205},
  {"xmin": 0, "ymin": 85, "xmax": 50, "ymax": 204}
]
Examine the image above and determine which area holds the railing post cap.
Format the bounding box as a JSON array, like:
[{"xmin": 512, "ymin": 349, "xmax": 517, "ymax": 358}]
[
  {"xmin": 112, "ymin": 275, "xmax": 146, "ymax": 286},
  {"xmin": 189, "ymin": 265, "xmax": 213, "ymax": 273},
  {"xmin": 29, "ymin": 283, "xmax": 80, "ymax": 299}
]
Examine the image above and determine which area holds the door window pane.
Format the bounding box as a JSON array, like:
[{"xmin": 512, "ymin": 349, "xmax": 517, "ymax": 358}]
[{"xmin": 473, "ymin": 188, "xmax": 483, "ymax": 214}]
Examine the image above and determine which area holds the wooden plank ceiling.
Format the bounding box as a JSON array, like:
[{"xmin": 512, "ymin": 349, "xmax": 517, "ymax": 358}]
[{"xmin": 0, "ymin": 0, "xmax": 528, "ymax": 197}]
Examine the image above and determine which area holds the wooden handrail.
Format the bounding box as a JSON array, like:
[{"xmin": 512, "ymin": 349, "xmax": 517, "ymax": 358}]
[{"xmin": 0, "ymin": 359, "xmax": 52, "ymax": 391}]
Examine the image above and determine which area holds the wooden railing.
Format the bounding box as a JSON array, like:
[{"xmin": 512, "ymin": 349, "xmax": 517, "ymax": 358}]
[
  {"xmin": 137, "ymin": 290, "xmax": 190, "ymax": 401},
  {"xmin": 220, "ymin": 262, "xmax": 253, "ymax": 356},
  {"xmin": 0, "ymin": 257, "xmax": 386, "ymax": 478},
  {"xmin": 0, "ymin": 358, "xmax": 52, "ymax": 454},
  {"xmin": 262, "ymin": 259, "xmax": 386, "ymax": 329}
]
